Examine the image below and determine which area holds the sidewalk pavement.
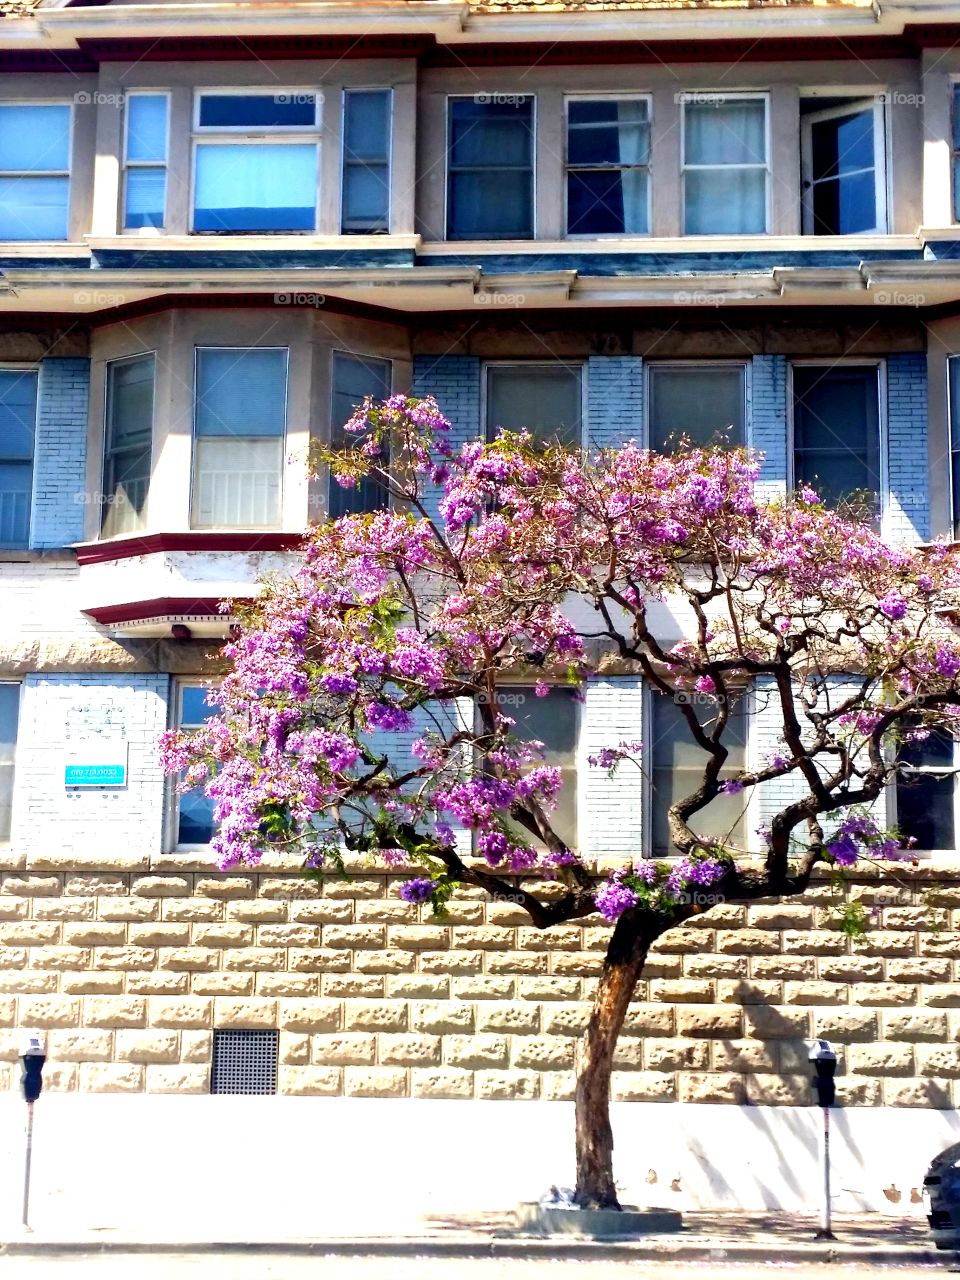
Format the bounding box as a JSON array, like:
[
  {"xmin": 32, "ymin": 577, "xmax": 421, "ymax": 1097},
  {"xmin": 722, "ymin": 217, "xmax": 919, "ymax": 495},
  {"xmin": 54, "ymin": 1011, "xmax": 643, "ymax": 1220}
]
[{"xmin": 0, "ymin": 1211, "xmax": 947, "ymax": 1264}]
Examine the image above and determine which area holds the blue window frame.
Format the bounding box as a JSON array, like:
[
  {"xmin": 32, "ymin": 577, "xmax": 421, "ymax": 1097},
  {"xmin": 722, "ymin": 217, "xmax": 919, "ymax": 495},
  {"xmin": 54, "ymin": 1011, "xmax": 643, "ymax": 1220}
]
[{"xmin": 341, "ymin": 90, "xmax": 391, "ymax": 233}]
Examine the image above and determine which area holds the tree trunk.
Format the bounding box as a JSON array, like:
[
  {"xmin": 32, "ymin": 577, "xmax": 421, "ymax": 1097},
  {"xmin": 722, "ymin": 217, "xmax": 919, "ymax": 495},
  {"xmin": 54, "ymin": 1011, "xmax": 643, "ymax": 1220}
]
[{"xmin": 574, "ymin": 914, "xmax": 650, "ymax": 1209}]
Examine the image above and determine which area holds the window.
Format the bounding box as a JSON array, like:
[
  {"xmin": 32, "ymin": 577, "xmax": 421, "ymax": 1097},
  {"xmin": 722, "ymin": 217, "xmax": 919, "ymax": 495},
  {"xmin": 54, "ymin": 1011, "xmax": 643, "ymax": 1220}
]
[
  {"xmin": 0, "ymin": 683, "xmax": 19, "ymax": 842},
  {"xmin": 650, "ymin": 690, "xmax": 747, "ymax": 857},
  {"xmin": 174, "ymin": 684, "xmax": 223, "ymax": 846},
  {"xmin": 792, "ymin": 365, "xmax": 881, "ymax": 518},
  {"xmin": 192, "ymin": 347, "xmax": 287, "ymax": 529},
  {"xmin": 800, "ymin": 98, "xmax": 886, "ymax": 235},
  {"xmin": 329, "ymin": 352, "xmax": 392, "ymax": 518},
  {"xmin": 648, "ymin": 364, "xmax": 747, "ymax": 452},
  {"xmin": 0, "ymin": 103, "xmax": 70, "ymax": 240},
  {"xmin": 0, "ymin": 369, "xmax": 38, "ymax": 549},
  {"xmin": 953, "ymin": 86, "xmax": 960, "ymax": 223},
  {"xmin": 193, "ymin": 91, "xmax": 320, "ymax": 233},
  {"xmin": 447, "ymin": 97, "xmax": 534, "ymax": 240},
  {"xmin": 102, "ymin": 355, "xmax": 155, "ymax": 538},
  {"xmin": 485, "ymin": 364, "xmax": 583, "ymax": 448},
  {"xmin": 566, "ymin": 97, "xmax": 650, "ymax": 236},
  {"xmin": 949, "ymin": 357, "xmax": 960, "ymax": 540},
  {"xmin": 341, "ymin": 90, "xmax": 391, "ymax": 233},
  {"xmin": 896, "ymin": 726, "xmax": 957, "ymax": 852},
  {"xmin": 682, "ymin": 95, "xmax": 767, "ymax": 235},
  {"xmin": 124, "ymin": 93, "xmax": 168, "ymax": 230},
  {"xmin": 501, "ymin": 685, "xmax": 578, "ymax": 850}
]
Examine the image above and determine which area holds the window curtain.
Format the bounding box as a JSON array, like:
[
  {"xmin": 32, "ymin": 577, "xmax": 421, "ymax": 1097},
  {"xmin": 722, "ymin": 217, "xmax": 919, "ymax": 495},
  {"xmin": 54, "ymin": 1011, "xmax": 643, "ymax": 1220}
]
[
  {"xmin": 684, "ymin": 101, "xmax": 766, "ymax": 235},
  {"xmin": 194, "ymin": 144, "xmax": 316, "ymax": 232}
]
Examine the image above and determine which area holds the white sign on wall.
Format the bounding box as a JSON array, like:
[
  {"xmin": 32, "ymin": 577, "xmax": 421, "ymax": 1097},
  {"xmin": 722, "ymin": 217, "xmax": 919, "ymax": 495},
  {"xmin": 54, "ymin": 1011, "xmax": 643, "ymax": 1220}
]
[{"xmin": 63, "ymin": 698, "xmax": 129, "ymax": 788}]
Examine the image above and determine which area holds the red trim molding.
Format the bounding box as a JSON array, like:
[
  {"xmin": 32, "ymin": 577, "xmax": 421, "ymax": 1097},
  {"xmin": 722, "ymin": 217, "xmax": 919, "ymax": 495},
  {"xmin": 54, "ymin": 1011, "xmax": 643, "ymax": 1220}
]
[
  {"xmin": 83, "ymin": 597, "xmax": 251, "ymax": 625},
  {"xmin": 74, "ymin": 532, "xmax": 304, "ymax": 566}
]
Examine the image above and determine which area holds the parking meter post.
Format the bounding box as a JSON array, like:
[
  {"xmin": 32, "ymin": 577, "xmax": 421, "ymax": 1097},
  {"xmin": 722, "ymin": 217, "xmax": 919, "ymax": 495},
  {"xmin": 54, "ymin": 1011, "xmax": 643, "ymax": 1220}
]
[
  {"xmin": 18, "ymin": 1031, "xmax": 45, "ymax": 1233},
  {"xmin": 22, "ymin": 1100, "xmax": 34, "ymax": 1231},
  {"xmin": 809, "ymin": 1039, "xmax": 837, "ymax": 1242}
]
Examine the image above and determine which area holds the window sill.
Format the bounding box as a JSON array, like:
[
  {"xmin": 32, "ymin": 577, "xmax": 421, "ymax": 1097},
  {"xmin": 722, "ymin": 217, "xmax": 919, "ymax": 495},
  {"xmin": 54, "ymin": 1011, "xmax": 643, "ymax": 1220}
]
[{"xmin": 86, "ymin": 233, "xmax": 420, "ymax": 253}]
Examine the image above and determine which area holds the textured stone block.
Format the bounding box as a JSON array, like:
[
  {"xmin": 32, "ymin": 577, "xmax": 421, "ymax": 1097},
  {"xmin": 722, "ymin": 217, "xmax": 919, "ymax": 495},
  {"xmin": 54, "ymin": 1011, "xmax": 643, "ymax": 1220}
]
[
  {"xmin": 47, "ymin": 1030, "xmax": 113, "ymax": 1061},
  {"xmin": 882, "ymin": 1077, "xmax": 952, "ymax": 1107},
  {"xmin": 849, "ymin": 1044, "xmax": 915, "ymax": 1076},
  {"xmin": 815, "ymin": 1010, "xmax": 878, "ymax": 1042},
  {"xmin": 131, "ymin": 877, "xmax": 191, "ymax": 898},
  {"xmin": 411, "ymin": 1068, "xmax": 473, "ymax": 1098},
  {"xmin": 512, "ymin": 1036, "xmax": 575, "ymax": 1070},
  {"xmin": 163, "ymin": 899, "xmax": 223, "ymax": 922},
  {"xmin": 444, "ymin": 1035, "xmax": 508, "ymax": 1069},
  {"xmin": 288, "ymin": 949, "xmax": 352, "ymax": 973},
  {"xmin": 486, "ymin": 952, "xmax": 548, "ymax": 975},
  {"xmin": 222, "ymin": 948, "xmax": 283, "ymax": 971},
  {"xmin": 278, "ymin": 1000, "xmax": 341, "ymax": 1032},
  {"xmin": 116, "ymin": 1030, "xmax": 179, "ymax": 1063},
  {"xmin": 784, "ymin": 982, "xmax": 848, "ymax": 1006},
  {"xmin": 476, "ymin": 1070, "xmax": 539, "ymax": 1100},
  {"xmin": 146, "ymin": 1066, "xmax": 209, "ymax": 1094},
  {"xmin": 279, "ymin": 1066, "xmax": 341, "ymax": 1095},
  {"xmin": 191, "ymin": 924, "xmax": 254, "ymax": 948},
  {"xmin": 452, "ymin": 977, "xmax": 516, "ymax": 1000},
  {"xmin": 148, "ymin": 998, "xmax": 212, "ymax": 1029},
  {"xmin": 622, "ymin": 1005, "xmax": 675, "ymax": 1036},
  {"xmin": 611, "ymin": 1072, "xmax": 675, "ymax": 1102},
  {"xmin": 97, "ymin": 899, "xmax": 158, "ymax": 922},
  {"xmin": 312, "ymin": 1033, "xmax": 376, "ymax": 1065},
  {"xmin": 213, "ymin": 998, "xmax": 277, "ymax": 1028},
  {"xmin": 321, "ymin": 975, "xmax": 384, "ymax": 998},
  {"xmin": 916, "ymin": 1045, "xmax": 960, "ymax": 1078},
  {"xmin": 79, "ymin": 1064, "xmax": 143, "ymax": 1092},
  {"xmin": 19, "ymin": 996, "xmax": 80, "ymax": 1027},
  {"xmin": 379, "ymin": 1034, "xmax": 441, "ymax": 1065},
  {"xmin": 679, "ymin": 1072, "xmax": 745, "ymax": 1103},
  {"xmin": 677, "ymin": 1007, "xmax": 742, "ymax": 1038},
  {"xmin": 745, "ymin": 1075, "xmax": 812, "ymax": 1106},
  {"xmin": 645, "ymin": 1040, "xmax": 710, "ymax": 1071},
  {"xmin": 344, "ymin": 1067, "xmax": 407, "ymax": 1097},
  {"xmin": 852, "ymin": 984, "xmax": 918, "ymax": 1007},
  {"xmin": 743, "ymin": 1006, "xmax": 811, "ymax": 1039},
  {"xmin": 355, "ymin": 950, "xmax": 417, "ymax": 975},
  {"xmin": 477, "ymin": 1003, "xmax": 540, "ymax": 1034},
  {"xmin": 344, "ymin": 1001, "xmax": 407, "ymax": 1031}
]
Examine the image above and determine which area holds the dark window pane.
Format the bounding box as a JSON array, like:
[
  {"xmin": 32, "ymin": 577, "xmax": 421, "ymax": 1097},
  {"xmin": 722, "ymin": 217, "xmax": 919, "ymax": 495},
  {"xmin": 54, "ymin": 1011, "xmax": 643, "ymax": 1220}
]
[
  {"xmin": 650, "ymin": 692, "xmax": 746, "ymax": 857},
  {"xmin": 793, "ymin": 366, "xmax": 880, "ymax": 512},
  {"xmin": 329, "ymin": 353, "xmax": 391, "ymax": 518},
  {"xmin": 486, "ymin": 365, "xmax": 582, "ymax": 447},
  {"xmin": 811, "ymin": 170, "xmax": 876, "ymax": 235},
  {"xmin": 810, "ymin": 109, "xmax": 874, "ymax": 182},
  {"xmin": 177, "ymin": 685, "xmax": 223, "ymax": 846},
  {"xmin": 448, "ymin": 99, "xmax": 533, "ymax": 240},
  {"xmin": 449, "ymin": 98, "xmax": 533, "ymax": 167},
  {"xmin": 181, "ymin": 686, "xmax": 223, "ymax": 724},
  {"xmin": 448, "ymin": 171, "xmax": 532, "ymax": 239},
  {"xmin": 506, "ymin": 685, "xmax": 578, "ymax": 850},
  {"xmin": 649, "ymin": 366, "xmax": 745, "ymax": 451},
  {"xmin": 198, "ymin": 94, "xmax": 316, "ymax": 129},
  {"xmin": 897, "ymin": 772, "xmax": 954, "ymax": 849},
  {"xmin": 344, "ymin": 90, "xmax": 390, "ymax": 162},
  {"xmin": 900, "ymin": 726, "xmax": 955, "ymax": 770}
]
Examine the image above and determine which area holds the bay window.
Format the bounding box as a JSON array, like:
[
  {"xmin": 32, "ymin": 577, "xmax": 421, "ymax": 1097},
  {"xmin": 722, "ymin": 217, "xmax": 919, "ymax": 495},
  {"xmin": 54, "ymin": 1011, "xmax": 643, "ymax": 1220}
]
[
  {"xmin": 682, "ymin": 95, "xmax": 768, "ymax": 235},
  {"xmin": 0, "ymin": 368, "xmax": 38, "ymax": 549},
  {"xmin": 0, "ymin": 683, "xmax": 19, "ymax": 842},
  {"xmin": 102, "ymin": 354, "xmax": 155, "ymax": 538},
  {"xmin": 341, "ymin": 89, "xmax": 391, "ymax": 234},
  {"xmin": 0, "ymin": 103, "xmax": 70, "ymax": 240},
  {"xmin": 650, "ymin": 690, "xmax": 747, "ymax": 857},
  {"xmin": 566, "ymin": 97, "xmax": 650, "ymax": 236},
  {"xmin": 328, "ymin": 351, "xmax": 392, "ymax": 518},
  {"xmin": 124, "ymin": 93, "xmax": 169, "ymax": 231},
  {"xmin": 447, "ymin": 97, "xmax": 534, "ymax": 240},
  {"xmin": 792, "ymin": 364, "xmax": 881, "ymax": 520},
  {"xmin": 648, "ymin": 363, "xmax": 747, "ymax": 452},
  {"xmin": 485, "ymin": 363, "xmax": 583, "ymax": 448},
  {"xmin": 193, "ymin": 91, "xmax": 320, "ymax": 233},
  {"xmin": 192, "ymin": 347, "xmax": 287, "ymax": 529}
]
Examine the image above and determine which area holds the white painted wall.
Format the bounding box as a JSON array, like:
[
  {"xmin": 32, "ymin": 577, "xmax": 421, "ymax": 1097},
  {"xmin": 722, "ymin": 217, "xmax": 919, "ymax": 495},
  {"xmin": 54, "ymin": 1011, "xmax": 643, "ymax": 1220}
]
[{"xmin": 0, "ymin": 1096, "xmax": 956, "ymax": 1234}]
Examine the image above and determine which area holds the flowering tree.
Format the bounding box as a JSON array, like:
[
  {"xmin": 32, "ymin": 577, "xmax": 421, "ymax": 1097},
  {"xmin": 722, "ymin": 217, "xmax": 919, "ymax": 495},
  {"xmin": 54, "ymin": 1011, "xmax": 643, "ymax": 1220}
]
[{"xmin": 163, "ymin": 397, "xmax": 960, "ymax": 1211}]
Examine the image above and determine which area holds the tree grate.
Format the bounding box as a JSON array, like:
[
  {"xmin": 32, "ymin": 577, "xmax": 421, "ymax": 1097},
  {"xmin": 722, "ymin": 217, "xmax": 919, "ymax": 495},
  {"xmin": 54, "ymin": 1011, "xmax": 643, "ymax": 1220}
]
[{"xmin": 211, "ymin": 1028, "xmax": 279, "ymax": 1095}]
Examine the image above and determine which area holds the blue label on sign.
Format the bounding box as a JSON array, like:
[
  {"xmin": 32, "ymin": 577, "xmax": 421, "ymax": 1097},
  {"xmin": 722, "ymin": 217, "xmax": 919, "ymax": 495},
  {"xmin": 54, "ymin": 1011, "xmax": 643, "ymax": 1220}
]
[{"xmin": 64, "ymin": 764, "xmax": 127, "ymax": 787}]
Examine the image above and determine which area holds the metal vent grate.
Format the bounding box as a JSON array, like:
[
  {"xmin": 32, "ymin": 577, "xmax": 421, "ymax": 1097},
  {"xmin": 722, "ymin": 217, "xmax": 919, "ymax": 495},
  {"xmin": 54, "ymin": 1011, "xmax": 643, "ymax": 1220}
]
[{"xmin": 211, "ymin": 1028, "xmax": 279, "ymax": 1095}]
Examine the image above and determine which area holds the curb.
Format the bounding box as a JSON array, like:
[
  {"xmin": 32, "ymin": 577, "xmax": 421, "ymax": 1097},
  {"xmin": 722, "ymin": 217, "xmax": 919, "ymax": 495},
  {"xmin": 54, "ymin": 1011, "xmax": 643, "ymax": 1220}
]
[{"xmin": 0, "ymin": 1236, "xmax": 948, "ymax": 1264}]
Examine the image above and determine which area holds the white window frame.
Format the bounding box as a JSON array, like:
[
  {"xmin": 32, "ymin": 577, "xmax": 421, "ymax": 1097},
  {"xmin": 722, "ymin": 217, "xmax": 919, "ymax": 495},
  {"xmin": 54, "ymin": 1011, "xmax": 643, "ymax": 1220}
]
[
  {"xmin": 0, "ymin": 99, "xmax": 73, "ymax": 241},
  {"xmin": 800, "ymin": 96, "xmax": 888, "ymax": 235},
  {"xmin": 168, "ymin": 679, "xmax": 221, "ymax": 852},
  {"xmin": 190, "ymin": 345, "xmax": 289, "ymax": 531},
  {"xmin": 679, "ymin": 91, "xmax": 770, "ymax": 237},
  {"xmin": 122, "ymin": 90, "xmax": 171, "ymax": 234},
  {"xmin": 644, "ymin": 360, "xmax": 751, "ymax": 452},
  {"xmin": 481, "ymin": 360, "xmax": 587, "ymax": 448},
  {"xmin": 0, "ymin": 362, "xmax": 40, "ymax": 550},
  {"xmin": 444, "ymin": 93, "xmax": 537, "ymax": 241},
  {"xmin": 563, "ymin": 92, "xmax": 652, "ymax": 240},
  {"xmin": 0, "ymin": 679, "xmax": 21, "ymax": 846},
  {"xmin": 101, "ymin": 350, "xmax": 157, "ymax": 539},
  {"xmin": 190, "ymin": 88, "xmax": 322, "ymax": 235},
  {"xmin": 339, "ymin": 87, "xmax": 393, "ymax": 235},
  {"xmin": 786, "ymin": 358, "xmax": 887, "ymax": 527},
  {"xmin": 643, "ymin": 682, "xmax": 755, "ymax": 858}
]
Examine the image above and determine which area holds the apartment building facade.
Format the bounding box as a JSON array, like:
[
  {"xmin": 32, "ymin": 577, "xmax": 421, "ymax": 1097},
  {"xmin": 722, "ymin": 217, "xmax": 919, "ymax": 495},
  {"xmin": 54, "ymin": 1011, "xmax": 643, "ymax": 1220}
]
[{"xmin": 1, "ymin": 0, "xmax": 960, "ymax": 1219}]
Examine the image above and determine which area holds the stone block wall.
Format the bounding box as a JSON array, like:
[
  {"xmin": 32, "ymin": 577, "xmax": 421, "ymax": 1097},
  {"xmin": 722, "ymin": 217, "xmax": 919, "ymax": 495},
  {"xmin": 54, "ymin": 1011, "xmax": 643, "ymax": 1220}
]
[{"xmin": 1, "ymin": 859, "xmax": 958, "ymax": 1105}]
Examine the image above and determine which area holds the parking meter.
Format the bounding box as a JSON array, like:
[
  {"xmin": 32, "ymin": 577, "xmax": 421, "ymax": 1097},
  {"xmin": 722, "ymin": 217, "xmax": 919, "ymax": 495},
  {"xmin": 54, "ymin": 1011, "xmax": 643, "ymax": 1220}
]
[
  {"xmin": 19, "ymin": 1032, "xmax": 45, "ymax": 1103},
  {"xmin": 808, "ymin": 1039, "xmax": 837, "ymax": 1240},
  {"xmin": 18, "ymin": 1031, "xmax": 45, "ymax": 1230},
  {"xmin": 809, "ymin": 1039, "xmax": 837, "ymax": 1109}
]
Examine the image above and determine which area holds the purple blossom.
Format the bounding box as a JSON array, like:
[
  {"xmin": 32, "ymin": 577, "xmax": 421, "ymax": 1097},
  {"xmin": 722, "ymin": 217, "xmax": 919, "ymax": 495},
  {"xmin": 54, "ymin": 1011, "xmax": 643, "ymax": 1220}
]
[
  {"xmin": 595, "ymin": 879, "xmax": 640, "ymax": 922},
  {"xmin": 826, "ymin": 833, "xmax": 859, "ymax": 866},
  {"xmin": 936, "ymin": 646, "xmax": 960, "ymax": 679},
  {"xmin": 878, "ymin": 591, "xmax": 907, "ymax": 621},
  {"xmin": 399, "ymin": 877, "xmax": 435, "ymax": 905}
]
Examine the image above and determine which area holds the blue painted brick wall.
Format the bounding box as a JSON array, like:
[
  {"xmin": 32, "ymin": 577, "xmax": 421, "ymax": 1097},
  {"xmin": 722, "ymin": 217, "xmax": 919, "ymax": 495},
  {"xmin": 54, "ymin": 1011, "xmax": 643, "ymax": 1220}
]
[
  {"xmin": 31, "ymin": 357, "xmax": 90, "ymax": 550},
  {"xmin": 886, "ymin": 353, "xmax": 929, "ymax": 544},
  {"xmin": 586, "ymin": 356, "xmax": 644, "ymax": 450},
  {"xmin": 412, "ymin": 356, "xmax": 481, "ymax": 517},
  {"xmin": 751, "ymin": 354, "xmax": 788, "ymax": 503}
]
